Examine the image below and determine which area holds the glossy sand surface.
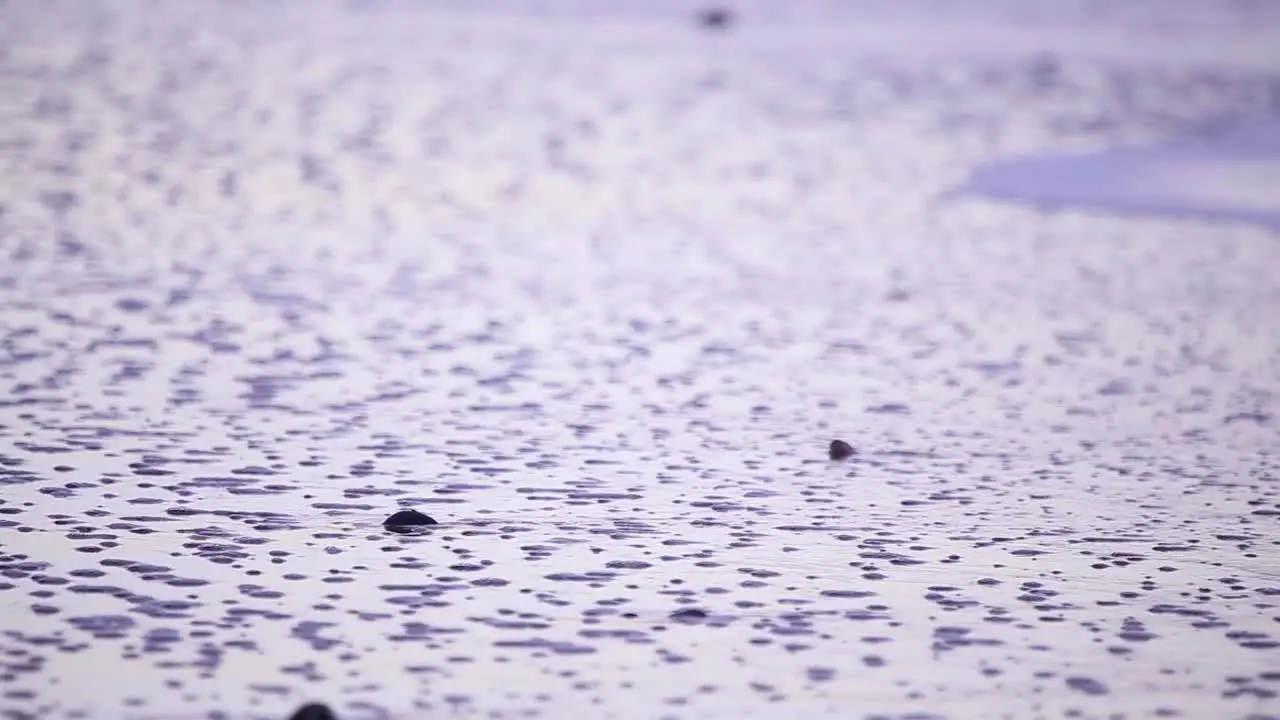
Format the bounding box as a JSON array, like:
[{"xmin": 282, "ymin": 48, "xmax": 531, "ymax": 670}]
[{"xmin": 1, "ymin": 1, "xmax": 1278, "ymax": 718}]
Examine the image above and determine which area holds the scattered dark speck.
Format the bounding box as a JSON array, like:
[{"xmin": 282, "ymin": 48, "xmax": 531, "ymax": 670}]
[
  {"xmin": 670, "ymin": 608, "xmax": 710, "ymax": 622},
  {"xmin": 1065, "ymin": 676, "xmax": 1111, "ymax": 696},
  {"xmin": 696, "ymin": 7, "xmax": 733, "ymax": 31}
]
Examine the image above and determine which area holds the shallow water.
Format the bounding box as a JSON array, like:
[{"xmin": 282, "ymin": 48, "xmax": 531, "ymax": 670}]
[
  {"xmin": 958, "ymin": 120, "xmax": 1280, "ymax": 230},
  {"xmin": 1, "ymin": 1, "xmax": 1279, "ymax": 718}
]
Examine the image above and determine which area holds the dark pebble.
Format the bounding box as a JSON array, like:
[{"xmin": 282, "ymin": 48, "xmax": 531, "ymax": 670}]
[
  {"xmin": 696, "ymin": 7, "xmax": 733, "ymax": 30},
  {"xmin": 289, "ymin": 703, "xmax": 337, "ymax": 720},
  {"xmin": 670, "ymin": 607, "xmax": 710, "ymax": 621},
  {"xmin": 829, "ymin": 440, "xmax": 855, "ymax": 461},
  {"xmin": 383, "ymin": 509, "xmax": 438, "ymax": 529}
]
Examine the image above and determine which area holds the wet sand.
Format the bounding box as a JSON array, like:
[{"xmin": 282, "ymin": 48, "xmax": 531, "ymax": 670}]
[{"xmin": 1, "ymin": 1, "xmax": 1278, "ymax": 718}]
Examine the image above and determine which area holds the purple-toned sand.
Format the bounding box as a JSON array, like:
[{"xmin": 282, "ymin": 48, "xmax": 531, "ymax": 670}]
[{"xmin": 1, "ymin": 1, "xmax": 1277, "ymax": 718}]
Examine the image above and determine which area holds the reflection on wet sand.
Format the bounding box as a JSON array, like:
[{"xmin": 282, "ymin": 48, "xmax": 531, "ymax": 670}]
[{"xmin": 958, "ymin": 120, "xmax": 1280, "ymax": 230}]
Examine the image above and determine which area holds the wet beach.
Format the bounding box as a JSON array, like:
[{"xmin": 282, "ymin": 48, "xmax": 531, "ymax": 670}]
[{"xmin": 1, "ymin": 1, "xmax": 1279, "ymax": 718}]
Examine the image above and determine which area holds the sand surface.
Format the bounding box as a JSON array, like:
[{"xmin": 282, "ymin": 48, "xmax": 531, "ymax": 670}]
[{"xmin": 1, "ymin": 1, "xmax": 1278, "ymax": 718}]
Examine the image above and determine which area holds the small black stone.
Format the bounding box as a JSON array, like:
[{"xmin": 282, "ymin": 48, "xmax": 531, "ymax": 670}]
[
  {"xmin": 289, "ymin": 703, "xmax": 337, "ymax": 720},
  {"xmin": 383, "ymin": 509, "xmax": 438, "ymax": 529},
  {"xmin": 670, "ymin": 607, "xmax": 710, "ymax": 621},
  {"xmin": 829, "ymin": 440, "xmax": 855, "ymax": 461},
  {"xmin": 696, "ymin": 7, "xmax": 733, "ymax": 30}
]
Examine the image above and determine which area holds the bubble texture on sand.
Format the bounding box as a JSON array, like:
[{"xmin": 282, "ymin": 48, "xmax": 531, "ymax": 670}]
[{"xmin": 1, "ymin": 1, "xmax": 1279, "ymax": 719}]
